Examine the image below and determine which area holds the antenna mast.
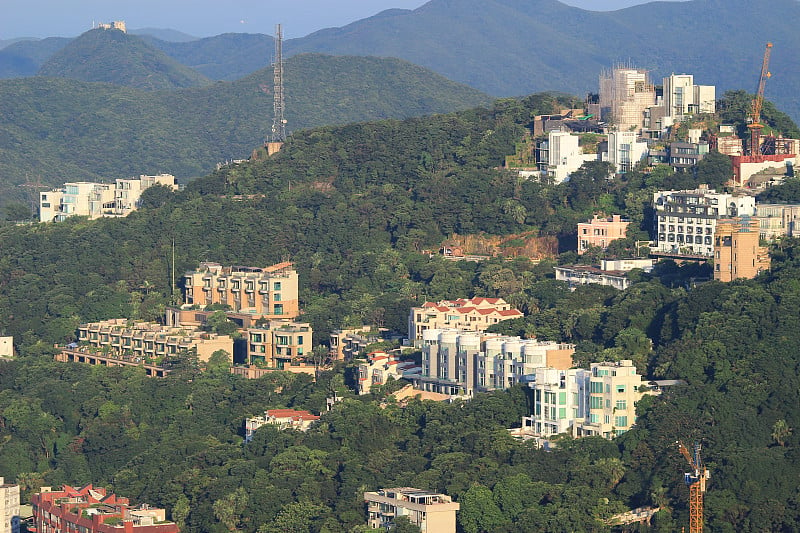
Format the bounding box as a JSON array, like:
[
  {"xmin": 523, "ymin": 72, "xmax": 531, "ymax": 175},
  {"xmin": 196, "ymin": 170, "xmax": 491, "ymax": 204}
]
[{"xmin": 271, "ymin": 24, "xmax": 286, "ymax": 142}]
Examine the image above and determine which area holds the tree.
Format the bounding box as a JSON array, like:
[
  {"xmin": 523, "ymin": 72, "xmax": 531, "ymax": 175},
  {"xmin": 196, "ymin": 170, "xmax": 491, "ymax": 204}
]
[
  {"xmin": 459, "ymin": 484, "xmax": 508, "ymax": 533},
  {"xmin": 772, "ymin": 419, "xmax": 792, "ymax": 447},
  {"xmin": 213, "ymin": 487, "xmax": 248, "ymax": 531},
  {"xmin": 204, "ymin": 349, "xmax": 232, "ymax": 377},
  {"xmin": 695, "ymin": 151, "xmax": 733, "ymax": 190}
]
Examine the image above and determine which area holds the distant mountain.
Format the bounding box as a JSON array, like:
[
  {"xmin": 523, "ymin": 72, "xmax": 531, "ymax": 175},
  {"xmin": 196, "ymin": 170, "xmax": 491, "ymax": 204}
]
[
  {"xmin": 144, "ymin": 33, "xmax": 274, "ymax": 80},
  {"xmin": 130, "ymin": 28, "xmax": 199, "ymax": 42},
  {"xmin": 38, "ymin": 29, "xmax": 212, "ymax": 90},
  {"xmin": 285, "ymin": 0, "xmax": 800, "ymax": 120},
  {"xmin": 0, "ymin": 53, "xmax": 491, "ymax": 204},
  {"xmin": 0, "ymin": 37, "xmax": 71, "ymax": 77}
]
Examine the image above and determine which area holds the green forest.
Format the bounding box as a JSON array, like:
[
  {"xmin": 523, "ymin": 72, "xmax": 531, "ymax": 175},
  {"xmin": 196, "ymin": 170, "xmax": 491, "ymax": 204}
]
[
  {"xmin": 2, "ymin": 91, "xmax": 800, "ymax": 531},
  {"xmin": 0, "ymin": 52, "xmax": 490, "ymax": 208}
]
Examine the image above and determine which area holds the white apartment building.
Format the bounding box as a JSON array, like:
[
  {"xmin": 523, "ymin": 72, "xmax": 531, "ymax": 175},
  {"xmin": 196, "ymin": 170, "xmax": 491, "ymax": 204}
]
[
  {"xmin": 653, "ymin": 185, "xmax": 756, "ymax": 256},
  {"xmin": 521, "ymin": 360, "xmax": 646, "ymax": 441},
  {"xmin": 39, "ymin": 174, "xmax": 177, "ymax": 222},
  {"xmin": 0, "ymin": 478, "xmax": 20, "ymax": 533},
  {"xmin": 663, "ymin": 74, "xmax": 716, "ymax": 119},
  {"xmin": 755, "ymin": 203, "xmax": 800, "ymax": 240},
  {"xmin": 545, "ymin": 130, "xmax": 597, "ymax": 183},
  {"xmin": 604, "ymin": 131, "xmax": 649, "ymax": 173},
  {"xmin": 522, "ymin": 367, "xmax": 590, "ymax": 437},
  {"xmin": 416, "ymin": 329, "xmax": 574, "ymax": 396},
  {"xmin": 365, "ymin": 488, "xmax": 460, "ymax": 533},
  {"xmin": 555, "ymin": 258, "xmax": 655, "ymax": 291}
]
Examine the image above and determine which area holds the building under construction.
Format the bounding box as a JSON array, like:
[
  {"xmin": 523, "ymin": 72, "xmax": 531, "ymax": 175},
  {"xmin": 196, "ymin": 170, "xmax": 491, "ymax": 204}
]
[{"xmin": 599, "ymin": 65, "xmax": 656, "ymax": 134}]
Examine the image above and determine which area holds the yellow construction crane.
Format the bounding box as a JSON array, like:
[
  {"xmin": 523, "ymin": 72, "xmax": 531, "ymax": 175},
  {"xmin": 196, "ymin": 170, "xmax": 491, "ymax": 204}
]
[
  {"xmin": 747, "ymin": 42, "xmax": 773, "ymax": 155},
  {"xmin": 677, "ymin": 441, "xmax": 710, "ymax": 533}
]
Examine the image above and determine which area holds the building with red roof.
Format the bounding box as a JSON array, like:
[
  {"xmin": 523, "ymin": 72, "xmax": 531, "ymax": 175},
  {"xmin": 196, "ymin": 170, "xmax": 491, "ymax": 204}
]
[
  {"xmin": 244, "ymin": 409, "xmax": 320, "ymax": 442},
  {"xmin": 356, "ymin": 351, "xmax": 420, "ymax": 395},
  {"xmin": 30, "ymin": 484, "xmax": 177, "ymax": 533},
  {"xmin": 408, "ymin": 297, "xmax": 523, "ymax": 345}
]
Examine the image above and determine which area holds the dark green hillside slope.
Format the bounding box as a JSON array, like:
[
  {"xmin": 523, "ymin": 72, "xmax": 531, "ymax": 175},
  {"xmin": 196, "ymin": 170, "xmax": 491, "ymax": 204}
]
[
  {"xmin": 38, "ymin": 29, "xmax": 212, "ymax": 90},
  {"xmin": 0, "ymin": 53, "xmax": 491, "ymax": 206}
]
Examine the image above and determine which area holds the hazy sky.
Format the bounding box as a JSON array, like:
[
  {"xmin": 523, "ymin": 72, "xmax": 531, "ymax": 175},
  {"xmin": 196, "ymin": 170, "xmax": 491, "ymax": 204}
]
[{"xmin": 1, "ymin": 0, "xmax": 678, "ymax": 40}]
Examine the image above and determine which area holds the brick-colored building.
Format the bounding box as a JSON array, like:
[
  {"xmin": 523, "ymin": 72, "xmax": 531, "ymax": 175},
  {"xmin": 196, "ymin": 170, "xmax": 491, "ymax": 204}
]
[
  {"xmin": 243, "ymin": 321, "xmax": 313, "ymax": 370},
  {"xmin": 365, "ymin": 488, "xmax": 459, "ymax": 533},
  {"xmin": 183, "ymin": 262, "xmax": 299, "ymax": 320},
  {"xmin": 408, "ymin": 297, "xmax": 522, "ymax": 345},
  {"xmin": 714, "ymin": 217, "xmax": 770, "ymax": 282},
  {"xmin": 31, "ymin": 484, "xmax": 178, "ymax": 533},
  {"xmin": 577, "ymin": 214, "xmax": 630, "ymax": 254}
]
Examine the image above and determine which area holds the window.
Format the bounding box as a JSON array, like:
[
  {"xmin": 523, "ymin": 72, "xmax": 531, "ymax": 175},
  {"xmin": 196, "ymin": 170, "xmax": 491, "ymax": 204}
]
[
  {"xmin": 615, "ymin": 416, "xmax": 628, "ymax": 427},
  {"xmin": 616, "ymin": 400, "xmax": 627, "ymax": 410},
  {"xmin": 274, "ymin": 293, "xmax": 281, "ymax": 302},
  {"xmin": 274, "ymin": 304, "xmax": 284, "ymax": 315},
  {"xmin": 590, "ymin": 396, "xmax": 603, "ymax": 409},
  {"xmin": 558, "ymin": 408, "xmax": 566, "ymax": 420},
  {"xmin": 616, "ymin": 385, "xmax": 626, "ymax": 393},
  {"xmin": 297, "ymin": 336, "xmax": 303, "ymax": 344},
  {"xmin": 273, "ymin": 282, "xmax": 282, "ymax": 291},
  {"xmin": 559, "ymin": 392, "xmax": 567, "ymax": 405}
]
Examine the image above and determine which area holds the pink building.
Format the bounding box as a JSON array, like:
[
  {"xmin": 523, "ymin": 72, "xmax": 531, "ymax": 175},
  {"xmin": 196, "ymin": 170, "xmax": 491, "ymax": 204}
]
[{"xmin": 577, "ymin": 215, "xmax": 630, "ymax": 254}]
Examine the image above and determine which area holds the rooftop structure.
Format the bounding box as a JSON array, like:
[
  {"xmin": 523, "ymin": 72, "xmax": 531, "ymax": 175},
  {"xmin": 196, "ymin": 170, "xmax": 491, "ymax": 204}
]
[
  {"xmin": 364, "ymin": 488, "xmax": 460, "ymax": 533},
  {"xmin": 31, "ymin": 484, "xmax": 177, "ymax": 533},
  {"xmin": 408, "ymin": 297, "xmax": 522, "ymax": 345},
  {"xmin": 244, "ymin": 409, "xmax": 320, "ymax": 442},
  {"xmin": 182, "ymin": 262, "xmax": 299, "ymax": 320}
]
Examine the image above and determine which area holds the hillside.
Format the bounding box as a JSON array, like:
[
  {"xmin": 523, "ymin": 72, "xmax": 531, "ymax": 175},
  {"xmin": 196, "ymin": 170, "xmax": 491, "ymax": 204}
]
[
  {"xmin": 144, "ymin": 33, "xmax": 274, "ymax": 80},
  {"xmin": 38, "ymin": 29, "xmax": 212, "ymax": 90},
  {"xmin": 0, "ymin": 37, "xmax": 70, "ymax": 78},
  {"xmin": 1, "ymin": 93, "xmax": 800, "ymax": 531},
  {"xmin": 0, "ymin": 53, "xmax": 491, "ymax": 206}
]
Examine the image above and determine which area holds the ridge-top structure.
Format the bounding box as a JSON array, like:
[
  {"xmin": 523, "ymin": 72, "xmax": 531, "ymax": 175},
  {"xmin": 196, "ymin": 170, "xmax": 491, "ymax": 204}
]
[{"xmin": 270, "ymin": 23, "xmax": 286, "ymax": 144}]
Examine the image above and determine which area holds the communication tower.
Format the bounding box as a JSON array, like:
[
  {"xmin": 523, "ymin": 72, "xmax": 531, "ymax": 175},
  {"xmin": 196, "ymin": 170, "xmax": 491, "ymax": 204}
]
[{"xmin": 271, "ymin": 24, "xmax": 287, "ymax": 143}]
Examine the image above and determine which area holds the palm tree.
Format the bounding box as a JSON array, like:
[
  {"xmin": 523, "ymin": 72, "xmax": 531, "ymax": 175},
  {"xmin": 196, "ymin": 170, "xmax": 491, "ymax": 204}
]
[{"xmin": 772, "ymin": 419, "xmax": 792, "ymax": 447}]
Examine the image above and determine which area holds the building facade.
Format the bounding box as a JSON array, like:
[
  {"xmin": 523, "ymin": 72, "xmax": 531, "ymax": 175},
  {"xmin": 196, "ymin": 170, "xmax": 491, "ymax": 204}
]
[
  {"xmin": 40, "ymin": 175, "xmax": 176, "ymax": 222},
  {"xmin": 416, "ymin": 329, "xmax": 574, "ymax": 396},
  {"xmin": 662, "ymin": 74, "xmax": 715, "ymax": 119},
  {"xmin": 714, "ymin": 218, "xmax": 770, "ymax": 282},
  {"xmin": 543, "ymin": 130, "xmax": 597, "ymax": 183},
  {"xmin": 183, "ymin": 262, "xmax": 299, "ymax": 319},
  {"xmin": 243, "ymin": 321, "xmax": 312, "ymax": 370},
  {"xmin": 522, "ymin": 368, "xmax": 591, "ymax": 438},
  {"xmin": 364, "ymin": 488, "xmax": 460, "ymax": 533},
  {"xmin": 31, "ymin": 484, "xmax": 178, "ymax": 533},
  {"xmin": 74, "ymin": 319, "xmax": 233, "ymax": 364},
  {"xmin": 408, "ymin": 297, "xmax": 523, "ymax": 345},
  {"xmin": 653, "ymin": 185, "xmax": 757, "ymax": 256},
  {"xmin": 356, "ymin": 351, "xmax": 419, "ymax": 395},
  {"xmin": 577, "ymin": 214, "xmax": 630, "ymax": 254},
  {"xmin": 244, "ymin": 409, "xmax": 320, "ymax": 442},
  {"xmin": 0, "ymin": 478, "xmax": 19, "ymax": 533},
  {"xmin": 555, "ymin": 258, "xmax": 654, "ymax": 291},
  {"xmin": 755, "ymin": 203, "xmax": 800, "ymax": 240},
  {"xmin": 604, "ymin": 131, "xmax": 649, "ymax": 173},
  {"xmin": 575, "ymin": 360, "xmax": 644, "ymax": 439}
]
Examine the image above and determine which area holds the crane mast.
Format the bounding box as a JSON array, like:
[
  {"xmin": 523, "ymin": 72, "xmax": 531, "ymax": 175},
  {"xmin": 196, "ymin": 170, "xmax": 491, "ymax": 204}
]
[
  {"xmin": 747, "ymin": 42, "xmax": 773, "ymax": 155},
  {"xmin": 677, "ymin": 441, "xmax": 710, "ymax": 533}
]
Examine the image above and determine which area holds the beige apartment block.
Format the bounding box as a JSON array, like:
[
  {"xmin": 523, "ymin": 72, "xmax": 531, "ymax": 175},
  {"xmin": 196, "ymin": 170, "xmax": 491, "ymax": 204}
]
[
  {"xmin": 0, "ymin": 477, "xmax": 20, "ymax": 533},
  {"xmin": 365, "ymin": 488, "xmax": 460, "ymax": 533},
  {"xmin": 714, "ymin": 218, "xmax": 770, "ymax": 282},
  {"xmin": 408, "ymin": 297, "xmax": 522, "ymax": 345},
  {"xmin": 575, "ymin": 360, "xmax": 644, "ymax": 439},
  {"xmin": 112, "ymin": 173, "xmax": 177, "ymax": 216},
  {"xmin": 578, "ymin": 214, "xmax": 630, "ymax": 254},
  {"xmin": 244, "ymin": 320, "xmax": 312, "ymax": 370},
  {"xmin": 599, "ymin": 66, "xmax": 656, "ymax": 134},
  {"xmin": 183, "ymin": 262, "xmax": 299, "ymax": 319},
  {"xmin": 755, "ymin": 203, "xmax": 800, "ymax": 240},
  {"xmin": 76, "ymin": 319, "xmax": 233, "ymax": 363}
]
